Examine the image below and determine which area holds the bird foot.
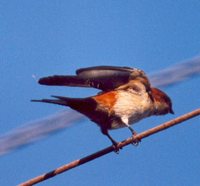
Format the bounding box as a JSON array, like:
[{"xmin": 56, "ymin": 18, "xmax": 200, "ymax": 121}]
[
  {"xmin": 130, "ymin": 133, "xmax": 141, "ymax": 146},
  {"xmin": 112, "ymin": 141, "xmax": 122, "ymax": 154},
  {"xmin": 131, "ymin": 138, "xmax": 140, "ymax": 146}
]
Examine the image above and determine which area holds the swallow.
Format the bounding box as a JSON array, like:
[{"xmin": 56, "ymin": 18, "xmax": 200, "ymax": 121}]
[{"xmin": 32, "ymin": 66, "xmax": 174, "ymax": 150}]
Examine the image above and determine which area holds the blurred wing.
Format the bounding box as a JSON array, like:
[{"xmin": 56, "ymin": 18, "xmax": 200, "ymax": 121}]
[{"xmin": 38, "ymin": 66, "xmax": 147, "ymax": 91}]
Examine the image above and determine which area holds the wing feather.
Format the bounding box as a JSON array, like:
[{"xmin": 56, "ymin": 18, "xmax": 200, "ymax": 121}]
[{"xmin": 38, "ymin": 66, "xmax": 148, "ymax": 91}]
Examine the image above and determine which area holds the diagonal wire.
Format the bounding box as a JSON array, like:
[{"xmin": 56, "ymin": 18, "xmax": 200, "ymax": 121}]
[
  {"xmin": 0, "ymin": 56, "xmax": 200, "ymax": 156},
  {"xmin": 150, "ymin": 56, "xmax": 200, "ymax": 87},
  {"xmin": 19, "ymin": 108, "xmax": 200, "ymax": 186},
  {"xmin": 0, "ymin": 111, "xmax": 82, "ymax": 155}
]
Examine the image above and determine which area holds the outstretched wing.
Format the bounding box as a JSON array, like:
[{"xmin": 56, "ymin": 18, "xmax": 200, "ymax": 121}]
[{"xmin": 38, "ymin": 66, "xmax": 148, "ymax": 91}]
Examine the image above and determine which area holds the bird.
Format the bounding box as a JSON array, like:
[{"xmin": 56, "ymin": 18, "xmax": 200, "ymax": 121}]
[{"xmin": 32, "ymin": 66, "xmax": 174, "ymax": 150}]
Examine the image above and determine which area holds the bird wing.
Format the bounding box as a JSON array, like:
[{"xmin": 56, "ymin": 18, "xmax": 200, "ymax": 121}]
[{"xmin": 38, "ymin": 66, "xmax": 148, "ymax": 91}]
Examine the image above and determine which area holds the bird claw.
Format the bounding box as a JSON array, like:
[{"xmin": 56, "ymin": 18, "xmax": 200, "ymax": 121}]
[
  {"xmin": 127, "ymin": 127, "xmax": 140, "ymax": 146},
  {"xmin": 130, "ymin": 133, "xmax": 141, "ymax": 146},
  {"xmin": 112, "ymin": 142, "xmax": 122, "ymax": 154},
  {"xmin": 114, "ymin": 147, "xmax": 120, "ymax": 154},
  {"xmin": 131, "ymin": 138, "xmax": 141, "ymax": 146}
]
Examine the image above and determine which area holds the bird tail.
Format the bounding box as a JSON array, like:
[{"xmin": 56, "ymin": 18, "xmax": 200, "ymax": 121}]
[
  {"xmin": 32, "ymin": 96, "xmax": 97, "ymax": 119},
  {"xmin": 31, "ymin": 96, "xmax": 77, "ymax": 107}
]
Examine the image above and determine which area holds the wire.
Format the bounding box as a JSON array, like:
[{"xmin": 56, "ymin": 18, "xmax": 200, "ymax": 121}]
[{"xmin": 19, "ymin": 108, "xmax": 200, "ymax": 186}]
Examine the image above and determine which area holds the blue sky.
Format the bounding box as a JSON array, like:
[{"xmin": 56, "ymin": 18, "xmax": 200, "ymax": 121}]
[{"xmin": 1, "ymin": 1, "xmax": 200, "ymax": 186}]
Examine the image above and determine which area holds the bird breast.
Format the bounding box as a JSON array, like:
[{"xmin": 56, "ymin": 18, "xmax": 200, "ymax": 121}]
[{"xmin": 113, "ymin": 90, "xmax": 153, "ymax": 126}]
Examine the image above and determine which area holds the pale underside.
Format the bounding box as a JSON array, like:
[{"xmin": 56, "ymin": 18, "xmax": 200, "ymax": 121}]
[{"xmin": 111, "ymin": 89, "xmax": 153, "ymax": 129}]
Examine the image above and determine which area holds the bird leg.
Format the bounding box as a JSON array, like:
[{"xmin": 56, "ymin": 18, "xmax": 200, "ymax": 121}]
[
  {"xmin": 101, "ymin": 129, "xmax": 121, "ymax": 153},
  {"xmin": 127, "ymin": 126, "xmax": 141, "ymax": 146},
  {"xmin": 121, "ymin": 117, "xmax": 141, "ymax": 146}
]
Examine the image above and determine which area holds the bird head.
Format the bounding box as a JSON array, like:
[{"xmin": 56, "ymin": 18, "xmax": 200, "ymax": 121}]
[{"xmin": 151, "ymin": 88, "xmax": 174, "ymax": 115}]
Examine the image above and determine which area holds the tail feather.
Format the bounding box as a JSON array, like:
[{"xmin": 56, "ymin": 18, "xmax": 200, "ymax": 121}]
[
  {"xmin": 31, "ymin": 98, "xmax": 68, "ymax": 106},
  {"xmin": 31, "ymin": 95, "xmax": 76, "ymax": 106},
  {"xmin": 32, "ymin": 96, "xmax": 97, "ymax": 118},
  {"xmin": 51, "ymin": 95, "xmax": 69, "ymax": 101}
]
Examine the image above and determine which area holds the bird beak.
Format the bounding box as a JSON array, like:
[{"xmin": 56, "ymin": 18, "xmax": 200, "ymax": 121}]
[{"xmin": 170, "ymin": 108, "xmax": 174, "ymax": 114}]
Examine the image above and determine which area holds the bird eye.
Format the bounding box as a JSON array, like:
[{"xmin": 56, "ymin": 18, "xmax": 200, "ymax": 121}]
[
  {"xmin": 127, "ymin": 86, "xmax": 141, "ymax": 94},
  {"xmin": 132, "ymin": 85, "xmax": 141, "ymax": 92}
]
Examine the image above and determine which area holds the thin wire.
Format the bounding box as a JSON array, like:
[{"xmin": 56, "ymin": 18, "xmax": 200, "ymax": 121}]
[
  {"xmin": 0, "ymin": 111, "xmax": 82, "ymax": 155},
  {"xmin": 150, "ymin": 56, "xmax": 200, "ymax": 87},
  {"xmin": 19, "ymin": 108, "xmax": 200, "ymax": 186}
]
